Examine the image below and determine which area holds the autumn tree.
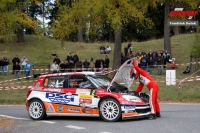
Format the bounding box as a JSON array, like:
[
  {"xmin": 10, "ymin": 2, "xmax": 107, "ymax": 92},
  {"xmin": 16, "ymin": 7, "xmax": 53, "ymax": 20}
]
[{"xmin": 0, "ymin": 0, "xmax": 37, "ymax": 42}]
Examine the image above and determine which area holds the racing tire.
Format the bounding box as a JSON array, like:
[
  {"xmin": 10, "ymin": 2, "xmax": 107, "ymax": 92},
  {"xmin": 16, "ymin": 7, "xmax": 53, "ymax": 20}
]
[
  {"xmin": 28, "ymin": 99, "xmax": 46, "ymax": 120},
  {"xmin": 99, "ymin": 98, "xmax": 121, "ymax": 122}
]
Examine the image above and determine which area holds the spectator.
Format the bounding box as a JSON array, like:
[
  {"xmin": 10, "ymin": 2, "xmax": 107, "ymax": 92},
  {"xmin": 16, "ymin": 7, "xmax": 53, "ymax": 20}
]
[
  {"xmin": 90, "ymin": 57, "xmax": 95, "ymax": 71},
  {"xmin": 12, "ymin": 55, "xmax": 20, "ymax": 74},
  {"xmin": 24, "ymin": 61, "xmax": 32, "ymax": 80},
  {"xmin": 147, "ymin": 56, "xmax": 154, "ymax": 75},
  {"xmin": 104, "ymin": 55, "xmax": 110, "ymax": 68},
  {"xmin": 51, "ymin": 61, "xmax": 59, "ymax": 73},
  {"xmin": 141, "ymin": 49, "xmax": 146, "ymax": 56},
  {"xmin": 99, "ymin": 45, "xmax": 105, "ymax": 54},
  {"xmin": 160, "ymin": 49, "xmax": 165, "ymax": 57},
  {"xmin": 95, "ymin": 58, "xmax": 101, "ymax": 72},
  {"xmin": 106, "ymin": 46, "xmax": 111, "ymax": 54},
  {"xmin": 53, "ymin": 55, "xmax": 61, "ymax": 65},
  {"xmin": 73, "ymin": 53, "xmax": 79, "ymax": 65},
  {"xmin": 136, "ymin": 52, "xmax": 143, "ymax": 63},
  {"xmin": 127, "ymin": 42, "xmax": 132, "ymax": 49},
  {"xmin": 13, "ymin": 61, "xmax": 21, "ymax": 80},
  {"xmin": 147, "ymin": 50, "xmax": 153, "ymax": 59},
  {"xmin": 156, "ymin": 54, "xmax": 164, "ymax": 75},
  {"xmin": 0, "ymin": 57, "xmax": 3, "ymax": 75},
  {"xmin": 83, "ymin": 59, "xmax": 90, "ymax": 70},
  {"xmin": 162, "ymin": 50, "xmax": 171, "ymax": 68},
  {"xmin": 130, "ymin": 52, "xmax": 135, "ymax": 58},
  {"xmin": 152, "ymin": 50, "xmax": 158, "ymax": 67},
  {"xmin": 68, "ymin": 60, "xmax": 74, "ymax": 72},
  {"xmin": 21, "ymin": 56, "xmax": 28, "ymax": 74},
  {"xmin": 66, "ymin": 53, "xmax": 73, "ymax": 63},
  {"xmin": 140, "ymin": 54, "xmax": 148, "ymax": 70},
  {"xmin": 60, "ymin": 60, "xmax": 66, "ymax": 73},
  {"xmin": 3, "ymin": 57, "xmax": 9, "ymax": 75},
  {"xmin": 76, "ymin": 59, "xmax": 83, "ymax": 72},
  {"xmin": 129, "ymin": 45, "xmax": 133, "ymax": 54},
  {"xmin": 124, "ymin": 46, "xmax": 128, "ymax": 56},
  {"xmin": 121, "ymin": 53, "xmax": 127, "ymax": 65}
]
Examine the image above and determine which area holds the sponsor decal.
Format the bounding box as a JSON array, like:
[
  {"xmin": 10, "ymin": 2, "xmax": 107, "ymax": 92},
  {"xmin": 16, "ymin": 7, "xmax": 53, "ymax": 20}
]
[
  {"xmin": 82, "ymin": 108, "xmax": 92, "ymax": 114},
  {"xmin": 57, "ymin": 106, "xmax": 64, "ymax": 112},
  {"xmin": 169, "ymin": 8, "xmax": 198, "ymax": 19},
  {"xmin": 47, "ymin": 104, "xmax": 55, "ymax": 112},
  {"xmin": 76, "ymin": 89, "xmax": 91, "ymax": 94},
  {"xmin": 43, "ymin": 88, "xmax": 62, "ymax": 93},
  {"xmin": 35, "ymin": 82, "xmax": 41, "ymax": 90},
  {"xmin": 123, "ymin": 112, "xmax": 139, "ymax": 117},
  {"xmin": 67, "ymin": 108, "xmax": 80, "ymax": 112},
  {"xmin": 46, "ymin": 92, "xmax": 74, "ymax": 104},
  {"xmin": 79, "ymin": 94, "xmax": 92, "ymax": 99},
  {"xmin": 79, "ymin": 99, "xmax": 92, "ymax": 104},
  {"xmin": 49, "ymin": 76, "xmax": 65, "ymax": 80},
  {"xmin": 124, "ymin": 105, "xmax": 136, "ymax": 110}
]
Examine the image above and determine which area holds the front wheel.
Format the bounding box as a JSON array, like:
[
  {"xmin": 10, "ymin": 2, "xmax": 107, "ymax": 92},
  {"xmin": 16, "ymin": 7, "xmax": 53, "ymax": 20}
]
[
  {"xmin": 99, "ymin": 98, "xmax": 121, "ymax": 122},
  {"xmin": 28, "ymin": 99, "xmax": 46, "ymax": 120}
]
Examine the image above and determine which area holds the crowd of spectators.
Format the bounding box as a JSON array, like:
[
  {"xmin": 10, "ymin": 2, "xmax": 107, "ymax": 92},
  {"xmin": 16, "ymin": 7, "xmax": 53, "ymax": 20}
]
[
  {"xmin": 51, "ymin": 53, "xmax": 110, "ymax": 73},
  {"xmin": 0, "ymin": 43, "xmax": 173, "ymax": 78},
  {"xmin": 0, "ymin": 55, "xmax": 32, "ymax": 80},
  {"xmin": 121, "ymin": 43, "xmax": 172, "ymax": 75}
]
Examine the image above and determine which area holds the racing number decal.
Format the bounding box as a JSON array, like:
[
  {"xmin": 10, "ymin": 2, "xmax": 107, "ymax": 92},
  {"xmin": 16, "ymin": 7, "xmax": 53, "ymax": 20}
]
[
  {"xmin": 90, "ymin": 90, "xmax": 96, "ymax": 96},
  {"xmin": 44, "ymin": 78, "xmax": 48, "ymax": 87}
]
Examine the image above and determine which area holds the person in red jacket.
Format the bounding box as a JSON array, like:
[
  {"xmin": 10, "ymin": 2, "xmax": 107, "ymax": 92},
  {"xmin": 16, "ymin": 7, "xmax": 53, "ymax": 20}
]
[{"xmin": 132, "ymin": 59, "xmax": 160, "ymax": 119}]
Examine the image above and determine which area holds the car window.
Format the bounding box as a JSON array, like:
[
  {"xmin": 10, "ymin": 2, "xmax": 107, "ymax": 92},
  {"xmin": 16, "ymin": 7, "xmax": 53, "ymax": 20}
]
[
  {"xmin": 43, "ymin": 76, "xmax": 66, "ymax": 88},
  {"xmin": 69, "ymin": 75, "xmax": 93, "ymax": 89}
]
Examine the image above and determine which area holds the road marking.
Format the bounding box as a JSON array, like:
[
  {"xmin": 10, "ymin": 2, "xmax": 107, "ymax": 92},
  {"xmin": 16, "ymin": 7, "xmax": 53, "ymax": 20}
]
[
  {"xmin": 98, "ymin": 132, "xmax": 112, "ymax": 133},
  {"xmin": 41, "ymin": 120, "xmax": 56, "ymax": 124},
  {"xmin": 65, "ymin": 125, "xmax": 86, "ymax": 129},
  {"xmin": 0, "ymin": 114, "xmax": 29, "ymax": 120}
]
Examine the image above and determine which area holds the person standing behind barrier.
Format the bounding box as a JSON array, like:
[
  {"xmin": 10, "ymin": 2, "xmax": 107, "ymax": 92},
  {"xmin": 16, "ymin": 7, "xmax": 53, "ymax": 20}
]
[
  {"xmin": 104, "ymin": 55, "xmax": 110, "ymax": 68},
  {"xmin": 24, "ymin": 61, "xmax": 32, "ymax": 80},
  {"xmin": 0, "ymin": 57, "xmax": 3, "ymax": 75},
  {"xmin": 60, "ymin": 60, "xmax": 66, "ymax": 73},
  {"xmin": 12, "ymin": 55, "xmax": 20, "ymax": 74},
  {"xmin": 21, "ymin": 56, "xmax": 28, "ymax": 74},
  {"xmin": 140, "ymin": 54, "xmax": 148, "ymax": 70},
  {"xmin": 73, "ymin": 53, "xmax": 79, "ymax": 66},
  {"xmin": 66, "ymin": 53, "xmax": 73, "ymax": 63},
  {"xmin": 13, "ymin": 61, "xmax": 21, "ymax": 80},
  {"xmin": 95, "ymin": 58, "xmax": 101, "ymax": 72},
  {"xmin": 51, "ymin": 61, "xmax": 59, "ymax": 73},
  {"xmin": 90, "ymin": 57, "xmax": 95, "ymax": 71},
  {"xmin": 83, "ymin": 59, "xmax": 90, "ymax": 71},
  {"xmin": 3, "ymin": 57, "xmax": 9, "ymax": 75},
  {"xmin": 156, "ymin": 54, "xmax": 164, "ymax": 75},
  {"xmin": 147, "ymin": 56, "xmax": 154, "ymax": 75},
  {"xmin": 76, "ymin": 59, "xmax": 83, "ymax": 72},
  {"xmin": 162, "ymin": 50, "xmax": 170, "ymax": 68},
  {"xmin": 53, "ymin": 55, "xmax": 61, "ymax": 65}
]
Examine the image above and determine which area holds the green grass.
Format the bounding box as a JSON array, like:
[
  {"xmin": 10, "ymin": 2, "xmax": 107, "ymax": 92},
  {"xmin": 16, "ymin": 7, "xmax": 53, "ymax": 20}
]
[{"xmin": 0, "ymin": 34, "xmax": 200, "ymax": 104}]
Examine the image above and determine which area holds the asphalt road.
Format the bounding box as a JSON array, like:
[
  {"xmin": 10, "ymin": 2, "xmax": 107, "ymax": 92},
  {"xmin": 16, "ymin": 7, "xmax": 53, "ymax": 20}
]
[{"xmin": 0, "ymin": 103, "xmax": 200, "ymax": 133}]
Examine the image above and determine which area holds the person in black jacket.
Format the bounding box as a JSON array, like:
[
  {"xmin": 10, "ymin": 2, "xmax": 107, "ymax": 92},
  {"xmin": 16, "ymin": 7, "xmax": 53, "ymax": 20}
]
[
  {"xmin": 13, "ymin": 61, "xmax": 21, "ymax": 79},
  {"xmin": 12, "ymin": 55, "xmax": 20, "ymax": 74},
  {"xmin": 59, "ymin": 60, "xmax": 66, "ymax": 73},
  {"xmin": 147, "ymin": 56, "xmax": 154, "ymax": 75},
  {"xmin": 104, "ymin": 55, "xmax": 110, "ymax": 68},
  {"xmin": 95, "ymin": 58, "xmax": 101, "ymax": 72},
  {"xmin": 3, "ymin": 57, "xmax": 9, "ymax": 75},
  {"xmin": 53, "ymin": 55, "xmax": 61, "ymax": 65}
]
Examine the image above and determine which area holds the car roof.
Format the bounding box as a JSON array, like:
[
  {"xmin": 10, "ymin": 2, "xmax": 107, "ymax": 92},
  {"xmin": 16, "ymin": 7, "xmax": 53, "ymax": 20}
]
[{"xmin": 39, "ymin": 71, "xmax": 97, "ymax": 78}]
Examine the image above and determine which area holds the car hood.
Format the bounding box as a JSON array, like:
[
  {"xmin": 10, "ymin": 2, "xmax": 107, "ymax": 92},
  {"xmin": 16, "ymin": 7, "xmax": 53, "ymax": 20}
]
[{"xmin": 107, "ymin": 58, "xmax": 136, "ymax": 91}]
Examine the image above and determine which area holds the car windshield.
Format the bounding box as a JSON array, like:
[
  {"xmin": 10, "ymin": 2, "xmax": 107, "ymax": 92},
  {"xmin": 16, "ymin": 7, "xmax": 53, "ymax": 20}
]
[{"xmin": 87, "ymin": 75, "xmax": 120, "ymax": 89}]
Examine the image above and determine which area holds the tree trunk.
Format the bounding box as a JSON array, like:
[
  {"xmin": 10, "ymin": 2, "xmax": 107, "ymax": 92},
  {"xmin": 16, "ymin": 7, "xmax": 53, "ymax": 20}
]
[
  {"xmin": 77, "ymin": 19, "xmax": 83, "ymax": 42},
  {"xmin": 173, "ymin": 26, "xmax": 179, "ymax": 35},
  {"xmin": 112, "ymin": 28, "xmax": 122, "ymax": 70},
  {"xmin": 17, "ymin": 26, "xmax": 25, "ymax": 43},
  {"xmin": 164, "ymin": 0, "xmax": 171, "ymax": 56}
]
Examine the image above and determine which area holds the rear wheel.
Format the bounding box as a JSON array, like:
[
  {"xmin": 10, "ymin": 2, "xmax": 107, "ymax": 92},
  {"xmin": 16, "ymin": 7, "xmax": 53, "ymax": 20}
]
[
  {"xmin": 99, "ymin": 98, "xmax": 121, "ymax": 122},
  {"xmin": 28, "ymin": 99, "xmax": 46, "ymax": 120}
]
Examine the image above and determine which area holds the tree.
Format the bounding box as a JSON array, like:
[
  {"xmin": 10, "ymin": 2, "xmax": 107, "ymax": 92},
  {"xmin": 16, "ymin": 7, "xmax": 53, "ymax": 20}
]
[{"xmin": 0, "ymin": 0, "xmax": 37, "ymax": 42}]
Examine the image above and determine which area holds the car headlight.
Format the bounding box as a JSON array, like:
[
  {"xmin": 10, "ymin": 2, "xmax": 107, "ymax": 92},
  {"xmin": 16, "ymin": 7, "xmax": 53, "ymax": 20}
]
[{"xmin": 122, "ymin": 95, "xmax": 141, "ymax": 102}]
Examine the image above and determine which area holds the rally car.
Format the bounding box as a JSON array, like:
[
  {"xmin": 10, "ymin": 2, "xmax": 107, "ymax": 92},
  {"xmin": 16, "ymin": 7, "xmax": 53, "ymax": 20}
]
[{"xmin": 26, "ymin": 58, "xmax": 151, "ymax": 122}]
